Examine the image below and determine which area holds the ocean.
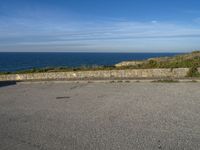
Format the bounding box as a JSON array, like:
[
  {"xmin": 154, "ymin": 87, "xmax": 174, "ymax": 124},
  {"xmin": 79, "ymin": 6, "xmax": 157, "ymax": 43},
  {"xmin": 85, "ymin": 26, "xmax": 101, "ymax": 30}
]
[{"xmin": 0, "ymin": 52, "xmax": 181, "ymax": 72}]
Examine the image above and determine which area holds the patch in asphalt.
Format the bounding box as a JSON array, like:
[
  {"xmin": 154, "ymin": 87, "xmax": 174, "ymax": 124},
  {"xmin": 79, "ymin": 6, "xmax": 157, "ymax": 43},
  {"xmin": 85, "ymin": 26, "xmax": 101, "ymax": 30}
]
[{"xmin": 56, "ymin": 96, "xmax": 70, "ymax": 99}]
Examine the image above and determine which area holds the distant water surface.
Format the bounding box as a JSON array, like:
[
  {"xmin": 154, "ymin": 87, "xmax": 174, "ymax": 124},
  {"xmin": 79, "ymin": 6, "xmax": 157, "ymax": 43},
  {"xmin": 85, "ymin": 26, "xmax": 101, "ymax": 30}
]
[{"xmin": 0, "ymin": 52, "xmax": 182, "ymax": 72}]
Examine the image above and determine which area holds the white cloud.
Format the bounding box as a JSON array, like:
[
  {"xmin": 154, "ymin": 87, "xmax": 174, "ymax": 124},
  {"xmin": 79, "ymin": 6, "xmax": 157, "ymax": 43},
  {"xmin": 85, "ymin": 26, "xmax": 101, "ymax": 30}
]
[
  {"xmin": 151, "ymin": 20, "xmax": 158, "ymax": 24},
  {"xmin": 1, "ymin": 16, "xmax": 200, "ymax": 52}
]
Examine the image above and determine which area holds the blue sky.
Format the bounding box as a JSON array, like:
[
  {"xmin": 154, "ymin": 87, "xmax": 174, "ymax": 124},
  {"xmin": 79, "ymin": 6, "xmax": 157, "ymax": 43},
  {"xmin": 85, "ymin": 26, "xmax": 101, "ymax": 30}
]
[{"xmin": 0, "ymin": 0, "xmax": 200, "ymax": 52}]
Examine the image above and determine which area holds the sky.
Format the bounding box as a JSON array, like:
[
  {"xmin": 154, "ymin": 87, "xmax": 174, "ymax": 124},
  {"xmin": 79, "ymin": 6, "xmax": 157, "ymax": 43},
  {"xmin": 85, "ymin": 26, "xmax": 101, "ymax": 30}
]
[{"xmin": 0, "ymin": 0, "xmax": 200, "ymax": 52}]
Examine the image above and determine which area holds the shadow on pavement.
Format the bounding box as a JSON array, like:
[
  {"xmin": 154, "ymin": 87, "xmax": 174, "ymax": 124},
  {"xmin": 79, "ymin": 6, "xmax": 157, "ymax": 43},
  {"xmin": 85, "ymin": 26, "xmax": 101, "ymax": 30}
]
[{"xmin": 0, "ymin": 81, "xmax": 17, "ymax": 88}]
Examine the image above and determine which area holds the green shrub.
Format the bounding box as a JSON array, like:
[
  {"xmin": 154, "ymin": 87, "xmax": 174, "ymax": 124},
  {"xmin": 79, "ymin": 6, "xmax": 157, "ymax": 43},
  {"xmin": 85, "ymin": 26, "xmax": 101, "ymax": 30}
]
[{"xmin": 187, "ymin": 65, "xmax": 200, "ymax": 77}]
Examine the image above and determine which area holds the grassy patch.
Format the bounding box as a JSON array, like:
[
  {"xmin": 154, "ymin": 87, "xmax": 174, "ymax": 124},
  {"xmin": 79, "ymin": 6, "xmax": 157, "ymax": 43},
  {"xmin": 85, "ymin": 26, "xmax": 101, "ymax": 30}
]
[
  {"xmin": 133, "ymin": 57, "xmax": 200, "ymax": 69},
  {"xmin": 190, "ymin": 80, "xmax": 198, "ymax": 83},
  {"xmin": 152, "ymin": 79, "xmax": 179, "ymax": 83},
  {"xmin": 0, "ymin": 66, "xmax": 116, "ymax": 75},
  {"xmin": 0, "ymin": 72, "xmax": 11, "ymax": 75},
  {"xmin": 186, "ymin": 65, "xmax": 200, "ymax": 77}
]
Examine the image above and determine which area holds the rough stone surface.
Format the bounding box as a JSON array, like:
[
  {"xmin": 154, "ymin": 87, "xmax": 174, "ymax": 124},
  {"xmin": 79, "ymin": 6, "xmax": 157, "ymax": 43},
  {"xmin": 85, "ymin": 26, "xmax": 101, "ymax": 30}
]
[
  {"xmin": 0, "ymin": 68, "xmax": 193, "ymax": 81},
  {"xmin": 115, "ymin": 61, "xmax": 143, "ymax": 67}
]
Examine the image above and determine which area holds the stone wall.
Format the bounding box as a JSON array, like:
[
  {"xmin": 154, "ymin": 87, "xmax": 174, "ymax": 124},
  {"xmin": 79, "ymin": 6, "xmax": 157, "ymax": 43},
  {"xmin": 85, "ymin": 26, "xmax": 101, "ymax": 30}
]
[{"xmin": 0, "ymin": 68, "xmax": 193, "ymax": 81}]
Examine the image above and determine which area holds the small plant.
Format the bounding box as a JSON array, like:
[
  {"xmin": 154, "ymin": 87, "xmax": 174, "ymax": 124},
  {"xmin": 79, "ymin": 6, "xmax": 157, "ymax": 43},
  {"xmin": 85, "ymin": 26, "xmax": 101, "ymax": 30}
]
[
  {"xmin": 152, "ymin": 79, "xmax": 179, "ymax": 83},
  {"xmin": 186, "ymin": 64, "xmax": 200, "ymax": 77},
  {"xmin": 192, "ymin": 50, "xmax": 200, "ymax": 54},
  {"xmin": 147, "ymin": 60, "xmax": 158, "ymax": 68}
]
